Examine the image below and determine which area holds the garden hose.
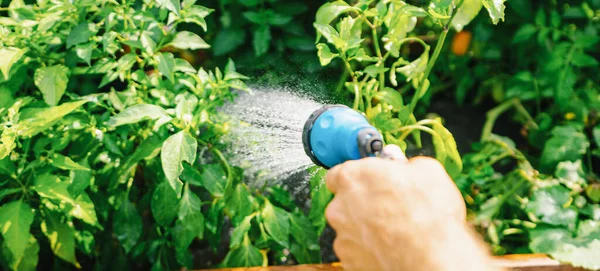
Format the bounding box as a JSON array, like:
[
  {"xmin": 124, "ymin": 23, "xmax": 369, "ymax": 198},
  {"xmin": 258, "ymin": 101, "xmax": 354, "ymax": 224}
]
[{"xmin": 302, "ymin": 104, "xmax": 406, "ymax": 169}]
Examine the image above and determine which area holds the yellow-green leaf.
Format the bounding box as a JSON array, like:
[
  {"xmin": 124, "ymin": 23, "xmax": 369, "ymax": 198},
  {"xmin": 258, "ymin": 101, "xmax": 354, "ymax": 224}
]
[
  {"xmin": 41, "ymin": 210, "xmax": 80, "ymax": 268},
  {"xmin": 0, "ymin": 200, "xmax": 35, "ymax": 268},
  {"xmin": 34, "ymin": 65, "xmax": 69, "ymax": 106}
]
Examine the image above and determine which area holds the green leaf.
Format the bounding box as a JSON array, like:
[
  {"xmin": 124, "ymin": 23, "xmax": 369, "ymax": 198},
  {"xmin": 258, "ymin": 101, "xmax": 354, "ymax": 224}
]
[
  {"xmin": 51, "ymin": 153, "xmax": 91, "ymax": 171},
  {"xmin": 66, "ymin": 22, "xmax": 95, "ymax": 48},
  {"xmin": 290, "ymin": 242, "xmax": 321, "ymax": 264},
  {"xmin": 0, "ymin": 200, "xmax": 35, "ymax": 268},
  {"xmin": 525, "ymin": 185, "xmax": 578, "ymax": 228},
  {"xmin": 75, "ymin": 43, "xmax": 94, "ymax": 65},
  {"xmin": 289, "ymin": 213, "xmax": 319, "ymax": 250},
  {"xmin": 113, "ymin": 199, "xmax": 143, "ymax": 253},
  {"xmin": 0, "ymin": 47, "xmax": 25, "ymax": 79},
  {"xmin": 432, "ymin": 120, "xmax": 463, "ymax": 179},
  {"xmin": 167, "ymin": 31, "xmax": 210, "ymax": 50},
  {"xmin": 530, "ymin": 222, "xmax": 600, "ymax": 270},
  {"xmin": 41, "ymin": 210, "xmax": 80, "ymax": 268},
  {"xmin": 202, "ymin": 164, "xmax": 227, "ymax": 197},
  {"xmin": 593, "ymin": 125, "xmax": 600, "ymax": 147},
  {"xmin": 364, "ymin": 64, "xmax": 389, "ymax": 78},
  {"xmin": 224, "ymin": 59, "xmax": 249, "ymax": 81},
  {"xmin": 70, "ymin": 192, "xmax": 101, "ymax": 228},
  {"xmin": 316, "ymin": 43, "xmax": 338, "ymax": 66},
  {"xmin": 512, "ymin": 24, "xmax": 537, "ymax": 44},
  {"xmin": 375, "ymin": 88, "xmax": 403, "ymax": 110},
  {"xmin": 173, "ymin": 184, "xmax": 204, "ymax": 249},
  {"xmin": 180, "ymin": 162, "xmax": 204, "ymax": 187},
  {"xmin": 540, "ymin": 126, "xmax": 590, "ymax": 173},
  {"xmin": 221, "ymin": 234, "xmax": 263, "ymax": 267},
  {"xmin": 571, "ymin": 51, "xmax": 599, "ymax": 67},
  {"xmin": 34, "ymin": 174, "xmax": 76, "ymax": 205},
  {"xmin": 253, "ymin": 25, "xmax": 271, "ymax": 56},
  {"xmin": 315, "ymin": 1, "xmax": 356, "ymax": 25},
  {"xmin": 157, "ymin": 52, "xmax": 176, "ymax": 83},
  {"xmin": 450, "ymin": 0, "xmax": 483, "ymax": 32},
  {"xmin": 175, "ymin": 58, "xmax": 196, "ymax": 74},
  {"xmin": 212, "ymin": 28, "xmax": 246, "ymax": 56},
  {"xmin": 308, "ymin": 167, "xmax": 332, "ymax": 235},
  {"xmin": 481, "ymin": 0, "xmax": 506, "ymax": 24},
  {"xmin": 34, "ymin": 65, "xmax": 69, "ymax": 106},
  {"xmin": 230, "ymin": 215, "xmax": 253, "ymax": 249},
  {"xmin": 161, "ymin": 131, "xmax": 197, "ymax": 193},
  {"xmin": 157, "ymin": 0, "xmax": 180, "ymax": 15},
  {"xmin": 151, "ymin": 182, "xmax": 178, "ymax": 226},
  {"xmin": 261, "ymin": 200, "xmax": 290, "ymax": 248},
  {"xmin": 225, "ymin": 184, "xmax": 254, "ymax": 224},
  {"xmin": 106, "ymin": 104, "xmax": 168, "ymax": 127},
  {"xmin": 13, "ymin": 236, "xmax": 39, "ymax": 271}
]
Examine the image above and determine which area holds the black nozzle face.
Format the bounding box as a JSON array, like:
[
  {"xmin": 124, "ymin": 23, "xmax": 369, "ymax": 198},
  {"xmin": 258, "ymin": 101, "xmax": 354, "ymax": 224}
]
[
  {"xmin": 302, "ymin": 104, "xmax": 349, "ymax": 169},
  {"xmin": 357, "ymin": 128, "xmax": 384, "ymax": 157}
]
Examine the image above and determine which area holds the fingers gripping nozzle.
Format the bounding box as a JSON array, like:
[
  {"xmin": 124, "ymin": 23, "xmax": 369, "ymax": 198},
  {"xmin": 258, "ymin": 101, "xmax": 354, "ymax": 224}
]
[{"xmin": 302, "ymin": 104, "xmax": 385, "ymax": 169}]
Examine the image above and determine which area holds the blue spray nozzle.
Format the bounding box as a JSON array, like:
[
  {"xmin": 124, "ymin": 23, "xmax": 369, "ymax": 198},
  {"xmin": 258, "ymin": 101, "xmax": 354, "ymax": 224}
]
[{"xmin": 302, "ymin": 104, "xmax": 384, "ymax": 169}]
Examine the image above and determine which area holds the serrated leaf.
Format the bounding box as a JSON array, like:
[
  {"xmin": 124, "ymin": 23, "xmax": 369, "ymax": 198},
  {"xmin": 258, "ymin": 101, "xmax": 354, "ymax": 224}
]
[
  {"xmin": 113, "ymin": 199, "xmax": 142, "ymax": 253},
  {"xmin": 51, "ymin": 153, "xmax": 91, "ymax": 171},
  {"xmin": 167, "ymin": 31, "xmax": 210, "ymax": 50},
  {"xmin": 261, "ymin": 200, "xmax": 290, "ymax": 248},
  {"xmin": 161, "ymin": 131, "xmax": 197, "ymax": 193},
  {"xmin": 106, "ymin": 104, "xmax": 168, "ymax": 127},
  {"xmin": 34, "ymin": 65, "xmax": 69, "ymax": 106},
  {"xmin": 481, "ymin": 0, "xmax": 506, "ymax": 24},
  {"xmin": 157, "ymin": 52, "xmax": 176, "ymax": 83},
  {"xmin": 151, "ymin": 182, "xmax": 178, "ymax": 226},
  {"xmin": 201, "ymin": 164, "xmax": 227, "ymax": 197},
  {"xmin": 41, "ymin": 210, "xmax": 80, "ymax": 268},
  {"xmin": 0, "ymin": 200, "xmax": 35, "ymax": 268},
  {"xmin": 66, "ymin": 22, "xmax": 95, "ymax": 48},
  {"xmin": 316, "ymin": 43, "xmax": 338, "ymax": 66},
  {"xmin": 0, "ymin": 47, "xmax": 25, "ymax": 79}
]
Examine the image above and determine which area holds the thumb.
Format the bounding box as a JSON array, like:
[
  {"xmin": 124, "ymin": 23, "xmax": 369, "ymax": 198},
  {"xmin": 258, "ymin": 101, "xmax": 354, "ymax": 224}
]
[{"xmin": 379, "ymin": 144, "xmax": 408, "ymax": 163}]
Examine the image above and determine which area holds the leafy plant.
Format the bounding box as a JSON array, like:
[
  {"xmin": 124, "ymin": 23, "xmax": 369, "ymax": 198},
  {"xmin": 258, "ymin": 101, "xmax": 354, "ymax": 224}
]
[
  {"xmin": 0, "ymin": 0, "xmax": 320, "ymax": 270},
  {"xmin": 313, "ymin": 0, "xmax": 506, "ymax": 179}
]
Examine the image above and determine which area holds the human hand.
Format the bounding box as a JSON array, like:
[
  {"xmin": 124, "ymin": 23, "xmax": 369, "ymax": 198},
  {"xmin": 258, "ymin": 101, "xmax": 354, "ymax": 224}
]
[{"xmin": 324, "ymin": 154, "xmax": 499, "ymax": 271}]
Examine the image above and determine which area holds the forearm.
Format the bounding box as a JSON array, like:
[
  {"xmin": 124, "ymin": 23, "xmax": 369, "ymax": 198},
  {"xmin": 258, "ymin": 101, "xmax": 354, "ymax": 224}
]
[{"xmin": 381, "ymin": 220, "xmax": 504, "ymax": 271}]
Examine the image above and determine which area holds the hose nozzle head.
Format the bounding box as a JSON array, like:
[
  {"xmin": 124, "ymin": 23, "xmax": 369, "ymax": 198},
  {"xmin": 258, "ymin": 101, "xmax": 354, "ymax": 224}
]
[{"xmin": 302, "ymin": 104, "xmax": 384, "ymax": 169}]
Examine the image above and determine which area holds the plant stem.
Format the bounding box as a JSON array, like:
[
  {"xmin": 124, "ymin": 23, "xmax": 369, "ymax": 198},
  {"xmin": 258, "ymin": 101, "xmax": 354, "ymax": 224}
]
[
  {"xmin": 342, "ymin": 58, "xmax": 361, "ymax": 110},
  {"xmin": 371, "ymin": 27, "xmax": 385, "ymax": 91},
  {"xmin": 481, "ymin": 98, "xmax": 517, "ymax": 141},
  {"xmin": 408, "ymin": 0, "xmax": 464, "ymax": 114},
  {"xmin": 335, "ymin": 68, "xmax": 349, "ymax": 93},
  {"xmin": 212, "ymin": 148, "xmax": 233, "ymax": 189},
  {"xmin": 408, "ymin": 30, "xmax": 446, "ymax": 114},
  {"xmin": 391, "ymin": 125, "xmax": 436, "ymax": 140}
]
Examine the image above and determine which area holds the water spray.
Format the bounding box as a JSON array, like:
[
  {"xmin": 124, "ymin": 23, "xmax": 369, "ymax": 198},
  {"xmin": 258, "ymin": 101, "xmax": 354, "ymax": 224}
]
[{"xmin": 302, "ymin": 104, "xmax": 404, "ymax": 169}]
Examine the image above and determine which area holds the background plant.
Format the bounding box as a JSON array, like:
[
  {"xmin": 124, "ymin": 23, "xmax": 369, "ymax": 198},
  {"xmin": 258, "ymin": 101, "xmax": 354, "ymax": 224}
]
[{"xmin": 0, "ymin": 0, "xmax": 321, "ymax": 270}]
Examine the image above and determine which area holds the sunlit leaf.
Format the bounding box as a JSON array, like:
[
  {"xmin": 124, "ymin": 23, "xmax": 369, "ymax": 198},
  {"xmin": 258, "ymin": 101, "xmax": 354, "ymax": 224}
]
[
  {"xmin": 41, "ymin": 210, "xmax": 80, "ymax": 268},
  {"xmin": 34, "ymin": 65, "xmax": 69, "ymax": 106},
  {"xmin": 0, "ymin": 47, "xmax": 25, "ymax": 79},
  {"xmin": 167, "ymin": 31, "xmax": 210, "ymax": 50},
  {"xmin": 0, "ymin": 200, "xmax": 35, "ymax": 268},
  {"xmin": 106, "ymin": 104, "xmax": 168, "ymax": 127},
  {"xmin": 161, "ymin": 131, "xmax": 197, "ymax": 193}
]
